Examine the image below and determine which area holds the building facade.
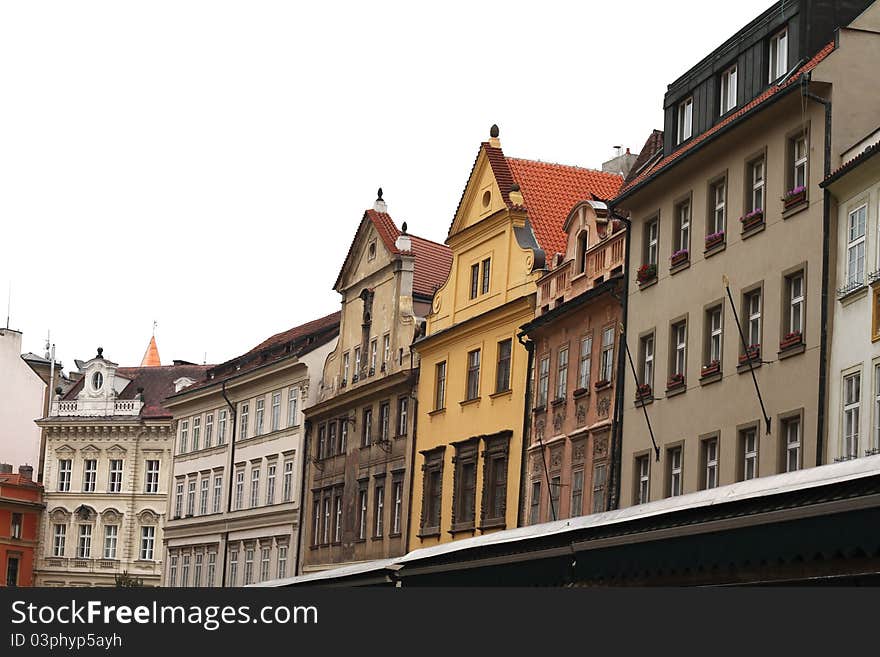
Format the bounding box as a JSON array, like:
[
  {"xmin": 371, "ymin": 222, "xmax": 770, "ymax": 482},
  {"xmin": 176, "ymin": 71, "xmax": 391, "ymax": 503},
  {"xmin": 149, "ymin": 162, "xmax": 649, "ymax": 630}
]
[
  {"xmin": 824, "ymin": 128, "xmax": 880, "ymax": 462},
  {"xmin": 613, "ymin": 0, "xmax": 880, "ymax": 507},
  {"xmin": 0, "ymin": 329, "xmax": 46, "ymax": 470},
  {"xmin": 410, "ymin": 128, "xmax": 622, "ymax": 549},
  {"xmin": 520, "ymin": 201, "xmax": 625, "ymax": 524},
  {"xmin": 35, "ymin": 346, "xmax": 208, "ymax": 586},
  {"xmin": 0, "ymin": 465, "xmax": 43, "ymax": 587},
  {"xmin": 301, "ymin": 198, "xmax": 451, "ymax": 573},
  {"xmin": 162, "ymin": 314, "xmax": 338, "ymax": 587}
]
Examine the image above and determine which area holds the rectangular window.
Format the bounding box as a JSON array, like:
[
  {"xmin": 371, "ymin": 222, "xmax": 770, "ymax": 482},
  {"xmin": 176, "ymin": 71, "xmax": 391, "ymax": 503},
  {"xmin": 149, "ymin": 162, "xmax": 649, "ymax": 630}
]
[
  {"xmin": 379, "ymin": 402, "xmax": 390, "ymax": 441},
  {"xmin": 556, "ymin": 347, "xmax": 569, "ymax": 400},
  {"xmin": 844, "ymin": 372, "xmax": 861, "ymax": 459},
  {"xmin": 741, "ymin": 428, "xmax": 759, "ymax": 481},
  {"xmin": 255, "ymin": 399, "xmax": 265, "ymax": 436},
  {"xmin": 787, "ymin": 271, "xmax": 805, "ymax": 336},
  {"xmin": 709, "ymin": 178, "xmax": 726, "ymax": 236},
  {"xmin": 537, "ymin": 355, "xmax": 550, "ymax": 407},
  {"xmin": 76, "ymin": 524, "xmax": 92, "ymax": 558},
  {"xmin": 635, "ymin": 455, "xmax": 650, "ymax": 504},
  {"xmin": 792, "ymin": 133, "xmax": 808, "ymax": 190},
  {"xmin": 266, "ymin": 463, "xmax": 276, "ymax": 505},
  {"xmin": 362, "ymin": 408, "xmax": 373, "ymax": 446},
  {"xmin": 671, "ymin": 321, "xmax": 687, "ymax": 378},
  {"xmin": 260, "ymin": 547, "xmax": 270, "ymax": 582},
  {"xmin": 11, "ymin": 512, "xmax": 22, "ymax": 540},
  {"xmin": 674, "ymin": 199, "xmax": 690, "ymax": 254},
  {"xmin": 720, "ymin": 64, "xmax": 737, "ymax": 114},
  {"xmin": 496, "ymin": 339, "xmax": 512, "ymax": 393},
  {"xmin": 109, "ymin": 459, "xmax": 123, "ymax": 493},
  {"xmin": 874, "ymin": 364, "xmax": 880, "ymax": 453},
  {"xmin": 239, "ymin": 402, "xmax": 249, "ymax": 441},
  {"xmin": 677, "ymin": 97, "xmax": 693, "ymax": 143},
  {"xmin": 744, "ymin": 289, "xmax": 762, "ymax": 351},
  {"xmin": 213, "ymin": 474, "xmax": 222, "ymax": 514},
  {"xmin": 140, "ymin": 526, "xmax": 155, "ymax": 560},
  {"xmin": 383, "ymin": 334, "xmax": 390, "ymax": 369},
  {"xmin": 466, "ymin": 349, "xmax": 481, "ymax": 400},
  {"xmin": 53, "ymin": 524, "xmax": 66, "ymax": 557},
  {"xmin": 179, "ymin": 420, "xmax": 189, "ymax": 453},
  {"xmin": 639, "ymin": 334, "xmax": 654, "ymax": 389},
  {"xmin": 58, "ymin": 459, "xmax": 73, "ymax": 493},
  {"xmin": 529, "ymin": 481, "xmax": 541, "ymax": 525},
  {"xmin": 354, "ymin": 347, "xmax": 362, "ymax": 380},
  {"xmin": 199, "ymin": 478, "xmax": 208, "ymax": 515},
  {"xmin": 847, "ymin": 205, "xmax": 867, "ymax": 287},
  {"xmin": 578, "ymin": 336, "xmax": 592, "ymax": 389},
  {"xmin": 434, "ymin": 361, "xmax": 447, "ymax": 410},
  {"xmin": 235, "ymin": 469, "xmax": 244, "ymax": 510},
  {"xmin": 207, "ymin": 552, "xmax": 216, "ymax": 587},
  {"xmin": 397, "ymin": 397, "xmax": 409, "ymax": 437},
  {"xmin": 187, "ymin": 479, "xmax": 196, "ymax": 516},
  {"xmin": 374, "ymin": 485, "xmax": 385, "ymax": 537},
  {"xmin": 549, "ymin": 475, "xmax": 561, "ymax": 519},
  {"xmin": 83, "ymin": 459, "xmax": 96, "ymax": 493},
  {"xmin": 591, "ymin": 464, "xmax": 606, "ymax": 514},
  {"xmin": 250, "ymin": 466, "xmax": 260, "ymax": 508},
  {"xmin": 748, "ymin": 157, "xmax": 765, "ymax": 213},
  {"xmin": 192, "ymin": 416, "xmax": 201, "ymax": 450},
  {"xmin": 358, "ymin": 488, "xmax": 368, "ymax": 540},
  {"xmin": 218, "ymin": 410, "xmax": 227, "ymax": 445},
  {"xmin": 570, "ymin": 469, "xmax": 584, "ymax": 516},
  {"xmin": 600, "ymin": 327, "xmax": 615, "ymax": 383},
  {"xmin": 283, "ymin": 460, "xmax": 294, "ymax": 503},
  {"xmin": 317, "ymin": 425, "xmax": 326, "ymax": 459},
  {"xmin": 343, "ymin": 352, "xmax": 350, "ymax": 384},
  {"xmin": 421, "ymin": 450, "xmax": 444, "ymax": 534},
  {"xmin": 277, "ymin": 547, "xmax": 287, "ymax": 580},
  {"xmin": 194, "ymin": 553, "xmax": 203, "ymax": 587},
  {"xmin": 481, "ymin": 258, "xmax": 491, "ymax": 294},
  {"xmin": 169, "ymin": 556, "xmax": 178, "ymax": 587},
  {"xmin": 205, "ymin": 413, "xmax": 213, "ymax": 448},
  {"xmin": 334, "ymin": 492, "xmax": 343, "ymax": 542},
  {"xmin": 181, "ymin": 555, "xmax": 190, "ymax": 587},
  {"xmin": 645, "ymin": 217, "xmax": 659, "ymax": 266},
  {"xmin": 311, "ymin": 500, "xmax": 320, "ymax": 546},
  {"xmin": 784, "ymin": 416, "xmax": 801, "ymax": 472},
  {"xmin": 322, "ymin": 495, "xmax": 331, "ymax": 544},
  {"xmin": 702, "ymin": 437, "xmax": 718, "ymax": 490},
  {"xmin": 706, "ymin": 305, "xmax": 723, "ymax": 366},
  {"xmin": 229, "ymin": 550, "xmax": 238, "ymax": 586},
  {"xmin": 340, "ymin": 421, "xmax": 348, "ymax": 453},
  {"xmin": 271, "ymin": 391, "xmax": 281, "ymax": 431},
  {"xmin": 327, "ymin": 422, "xmax": 337, "ymax": 455},
  {"xmin": 175, "ymin": 481, "xmax": 183, "ymax": 517},
  {"xmin": 453, "ymin": 442, "xmax": 478, "ymax": 527},
  {"xmin": 244, "ymin": 549, "xmax": 254, "ymax": 585},
  {"xmin": 769, "ymin": 27, "xmax": 788, "ymax": 81},
  {"xmin": 287, "ymin": 387, "xmax": 299, "ymax": 427},
  {"xmin": 470, "ymin": 263, "xmax": 480, "ymax": 299},
  {"xmin": 392, "ymin": 479, "xmax": 403, "ymax": 535},
  {"xmin": 370, "ymin": 339, "xmax": 378, "ymax": 374},
  {"xmin": 667, "ymin": 446, "xmax": 683, "ymax": 497},
  {"xmin": 145, "ymin": 460, "xmax": 160, "ymax": 494},
  {"xmin": 482, "ymin": 437, "xmax": 509, "ymax": 524}
]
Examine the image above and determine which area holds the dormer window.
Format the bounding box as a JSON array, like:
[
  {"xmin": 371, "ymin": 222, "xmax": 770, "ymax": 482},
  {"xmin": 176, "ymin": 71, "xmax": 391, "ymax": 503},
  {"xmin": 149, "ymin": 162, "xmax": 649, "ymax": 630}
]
[
  {"xmin": 769, "ymin": 28, "xmax": 788, "ymax": 82},
  {"xmin": 720, "ymin": 65, "xmax": 737, "ymax": 114},
  {"xmin": 677, "ymin": 97, "xmax": 693, "ymax": 144},
  {"xmin": 92, "ymin": 372, "xmax": 103, "ymax": 391},
  {"xmin": 576, "ymin": 231, "xmax": 589, "ymax": 274}
]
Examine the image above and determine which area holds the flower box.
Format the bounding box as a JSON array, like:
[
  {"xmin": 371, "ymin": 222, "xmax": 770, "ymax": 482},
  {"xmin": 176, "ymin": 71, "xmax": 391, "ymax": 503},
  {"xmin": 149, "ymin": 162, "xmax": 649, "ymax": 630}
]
[
  {"xmin": 666, "ymin": 373, "xmax": 685, "ymax": 390},
  {"xmin": 636, "ymin": 384, "xmax": 653, "ymax": 399},
  {"xmin": 705, "ymin": 231, "xmax": 725, "ymax": 250},
  {"xmin": 594, "ymin": 379, "xmax": 611, "ymax": 391},
  {"xmin": 739, "ymin": 209, "xmax": 765, "ymax": 231},
  {"xmin": 670, "ymin": 249, "xmax": 689, "ymax": 267},
  {"xmin": 551, "ymin": 396, "xmax": 566, "ymax": 407},
  {"xmin": 700, "ymin": 360, "xmax": 720, "ymax": 378},
  {"xmin": 779, "ymin": 331, "xmax": 803, "ymax": 350},
  {"xmin": 782, "ymin": 186, "xmax": 807, "ymax": 209},
  {"xmin": 573, "ymin": 387, "xmax": 589, "ymax": 398},
  {"xmin": 738, "ymin": 344, "xmax": 761, "ymax": 365},
  {"xmin": 637, "ymin": 263, "xmax": 657, "ymax": 285}
]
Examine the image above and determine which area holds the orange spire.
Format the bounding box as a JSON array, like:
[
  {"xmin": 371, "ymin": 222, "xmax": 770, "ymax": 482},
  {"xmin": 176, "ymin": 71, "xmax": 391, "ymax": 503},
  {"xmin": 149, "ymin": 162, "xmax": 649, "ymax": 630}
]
[{"xmin": 140, "ymin": 336, "xmax": 161, "ymax": 367}]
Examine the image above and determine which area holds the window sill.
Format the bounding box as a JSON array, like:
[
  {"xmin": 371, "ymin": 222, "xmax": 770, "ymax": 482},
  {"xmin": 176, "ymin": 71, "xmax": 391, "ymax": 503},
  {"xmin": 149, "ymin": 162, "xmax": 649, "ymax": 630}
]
[
  {"xmin": 479, "ymin": 519, "xmax": 507, "ymax": 532},
  {"xmin": 449, "ymin": 523, "xmax": 476, "ymax": 536},
  {"xmin": 551, "ymin": 397, "xmax": 567, "ymax": 407},
  {"xmin": 594, "ymin": 381, "xmax": 611, "ymax": 392},
  {"xmin": 699, "ymin": 371, "xmax": 722, "ymax": 386},
  {"xmin": 665, "ymin": 382, "xmax": 687, "ymax": 398},
  {"xmin": 736, "ymin": 359, "xmax": 762, "ymax": 374},
  {"xmin": 669, "ymin": 259, "xmax": 691, "ymax": 276},
  {"xmin": 634, "ymin": 395, "xmax": 654, "ymax": 407},
  {"xmin": 782, "ymin": 198, "xmax": 808, "ymax": 219},
  {"xmin": 353, "ymin": 538, "xmax": 367, "ymax": 544},
  {"xmin": 741, "ymin": 220, "xmax": 766, "ymax": 240},
  {"xmin": 838, "ymin": 284, "xmax": 868, "ymax": 305},
  {"xmin": 704, "ymin": 241, "xmax": 726, "ymax": 258},
  {"xmin": 778, "ymin": 342, "xmax": 806, "ymax": 360},
  {"xmin": 459, "ymin": 397, "xmax": 481, "ymax": 407},
  {"xmin": 489, "ymin": 389, "xmax": 513, "ymax": 400},
  {"xmin": 637, "ymin": 277, "xmax": 658, "ymax": 291},
  {"xmin": 417, "ymin": 529, "xmax": 440, "ymax": 540},
  {"xmin": 572, "ymin": 387, "xmax": 590, "ymax": 399},
  {"xmin": 370, "ymin": 535, "xmax": 384, "ymax": 541},
  {"xmin": 428, "ymin": 408, "xmax": 446, "ymax": 417},
  {"xmin": 532, "ymin": 405, "xmax": 547, "ymax": 414}
]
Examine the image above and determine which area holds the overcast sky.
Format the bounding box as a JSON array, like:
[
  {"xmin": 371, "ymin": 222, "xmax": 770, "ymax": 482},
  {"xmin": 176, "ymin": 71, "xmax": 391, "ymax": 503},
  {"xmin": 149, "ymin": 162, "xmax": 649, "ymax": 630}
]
[{"xmin": 1, "ymin": 0, "xmax": 774, "ymax": 372}]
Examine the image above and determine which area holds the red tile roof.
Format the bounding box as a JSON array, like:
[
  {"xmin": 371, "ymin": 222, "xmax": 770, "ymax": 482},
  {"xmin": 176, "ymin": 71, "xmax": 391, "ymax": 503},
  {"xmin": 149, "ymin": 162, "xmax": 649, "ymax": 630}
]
[
  {"xmin": 0, "ymin": 474, "xmax": 42, "ymax": 489},
  {"xmin": 822, "ymin": 136, "xmax": 880, "ymax": 187},
  {"xmin": 618, "ymin": 42, "xmax": 836, "ymax": 198},
  {"xmin": 451, "ymin": 143, "xmax": 623, "ymax": 258},
  {"xmin": 624, "ymin": 130, "xmax": 664, "ymax": 185}
]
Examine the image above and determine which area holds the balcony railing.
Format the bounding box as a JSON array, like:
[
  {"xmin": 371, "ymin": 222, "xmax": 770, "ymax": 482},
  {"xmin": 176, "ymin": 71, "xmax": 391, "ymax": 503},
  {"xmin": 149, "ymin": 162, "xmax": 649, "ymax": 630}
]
[
  {"xmin": 52, "ymin": 398, "xmax": 144, "ymax": 417},
  {"xmin": 836, "ymin": 276, "xmax": 866, "ymax": 300}
]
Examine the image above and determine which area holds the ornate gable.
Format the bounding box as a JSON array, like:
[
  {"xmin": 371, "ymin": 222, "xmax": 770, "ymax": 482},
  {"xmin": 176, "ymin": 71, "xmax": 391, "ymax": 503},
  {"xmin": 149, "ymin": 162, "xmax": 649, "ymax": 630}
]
[{"xmin": 448, "ymin": 144, "xmax": 509, "ymax": 239}]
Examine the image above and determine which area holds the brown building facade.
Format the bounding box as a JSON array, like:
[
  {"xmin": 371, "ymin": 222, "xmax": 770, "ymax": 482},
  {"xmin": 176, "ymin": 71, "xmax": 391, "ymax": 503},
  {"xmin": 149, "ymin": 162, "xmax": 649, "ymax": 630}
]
[{"xmin": 521, "ymin": 201, "xmax": 625, "ymax": 524}]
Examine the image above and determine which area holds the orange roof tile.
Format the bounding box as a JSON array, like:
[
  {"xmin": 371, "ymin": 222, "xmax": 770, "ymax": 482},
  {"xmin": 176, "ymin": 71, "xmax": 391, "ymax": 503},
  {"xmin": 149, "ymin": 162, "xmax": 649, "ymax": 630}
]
[
  {"xmin": 140, "ymin": 336, "xmax": 161, "ymax": 367},
  {"xmin": 618, "ymin": 42, "xmax": 836, "ymax": 199}
]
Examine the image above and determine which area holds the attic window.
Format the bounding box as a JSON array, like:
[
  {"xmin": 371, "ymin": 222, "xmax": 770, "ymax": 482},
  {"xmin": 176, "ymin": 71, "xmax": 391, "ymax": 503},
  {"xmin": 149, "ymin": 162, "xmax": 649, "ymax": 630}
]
[
  {"xmin": 92, "ymin": 372, "xmax": 103, "ymax": 391},
  {"xmin": 482, "ymin": 191, "xmax": 491, "ymax": 208},
  {"xmin": 368, "ymin": 241, "xmax": 377, "ymax": 261}
]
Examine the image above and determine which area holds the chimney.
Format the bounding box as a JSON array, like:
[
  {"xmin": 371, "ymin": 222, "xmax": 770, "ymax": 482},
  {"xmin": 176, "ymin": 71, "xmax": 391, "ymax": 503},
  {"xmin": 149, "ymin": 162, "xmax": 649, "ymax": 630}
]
[
  {"xmin": 374, "ymin": 187, "xmax": 387, "ymax": 213},
  {"xmin": 509, "ymin": 183, "xmax": 524, "ymax": 206},
  {"xmin": 602, "ymin": 146, "xmax": 638, "ymax": 178},
  {"xmin": 488, "ymin": 124, "xmax": 501, "ymax": 148},
  {"xmin": 18, "ymin": 465, "xmax": 33, "ymax": 481},
  {"xmin": 0, "ymin": 463, "xmax": 12, "ymax": 474},
  {"xmin": 395, "ymin": 221, "xmax": 412, "ymax": 252}
]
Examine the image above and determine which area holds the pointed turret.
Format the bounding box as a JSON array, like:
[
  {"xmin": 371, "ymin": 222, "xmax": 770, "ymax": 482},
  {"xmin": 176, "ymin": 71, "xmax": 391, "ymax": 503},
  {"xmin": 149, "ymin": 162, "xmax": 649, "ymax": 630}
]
[{"xmin": 140, "ymin": 336, "xmax": 161, "ymax": 367}]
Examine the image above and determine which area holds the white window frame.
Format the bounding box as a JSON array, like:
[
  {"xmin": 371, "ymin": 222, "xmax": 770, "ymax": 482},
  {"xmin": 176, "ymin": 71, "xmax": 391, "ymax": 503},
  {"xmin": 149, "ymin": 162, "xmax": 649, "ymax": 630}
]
[
  {"xmin": 769, "ymin": 28, "xmax": 789, "ymax": 82},
  {"xmin": 77, "ymin": 524, "xmax": 92, "ymax": 558},
  {"xmin": 282, "ymin": 460, "xmax": 294, "ymax": 503},
  {"xmin": 53, "ymin": 524, "xmax": 66, "ymax": 557},
  {"xmin": 793, "ymin": 134, "xmax": 807, "ymax": 189},
  {"xmin": 636, "ymin": 456, "xmax": 650, "ymax": 504},
  {"xmin": 847, "ymin": 204, "xmax": 867, "ymax": 287},
  {"xmin": 789, "ymin": 272, "xmax": 804, "ymax": 334},
  {"xmin": 720, "ymin": 64, "xmax": 737, "ymax": 114},
  {"xmin": 199, "ymin": 478, "xmax": 209, "ymax": 515},
  {"xmin": 392, "ymin": 481, "xmax": 402, "ymax": 535},
  {"xmin": 537, "ymin": 355, "xmax": 550, "ymax": 407},
  {"xmin": 250, "ymin": 466, "xmax": 260, "ymax": 509},
  {"xmin": 843, "ymin": 371, "xmax": 861, "ymax": 459},
  {"xmin": 641, "ymin": 335, "xmax": 654, "ymax": 387},
  {"xmin": 709, "ymin": 307, "xmax": 723, "ymax": 363},
  {"xmin": 235, "ymin": 469, "xmax": 244, "ymax": 510},
  {"xmin": 207, "ymin": 552, "xmax": 217, "ymax": 587},
  {"xmin": 578, "ymin": 336, "xmax": 592, "ymax": 389},
  {"xmin": 674, "ymin": 322, "xmax": 687, "ymax": 377},
  {"xmin": 677, "ymin": 97, "xmax": 693, "ymax": 143},
  {"xmin": 239, "ymin": 402, "xmax": 249, "ymax": 441},
  {"xmin": 375, "ymin": 485, "xmax": 384, "ymax": 538},
  {"xmin": 271, "ymin": 391, "xmax": 281, "ymax": 432},
  {"xmin": 669, "ymin": 447, "xmax": 682, "ymax": 497},
  {"xmin": 743, "ymin": 429, "xmax": 758, "ymax": 480},
  {"xmin": 255, "ymin": 399, "xmax": 265, "ymax": 436},
  {"xmin": 205, "ymin": 413, "xmax": 213, "ymax": 448},
  {"xmin": 140, "ymin": 526, "xmax": 155, "ymax": 560},
  {"xmin": 746, "ymin": 290, "xmax": 762, "ymax": 347},
  {"xmin": 83, "ymin": 459, "xmax": 96, "ymax": 493},
  {"xmin": 712, "ymin": 180, "xmax": 726, "ymax": 234},
  {"xmin": 277, "ymin": 547, "xmax": 287, "ymax": 580},
  {"xmin": 266, "ymin": 464, "xmax": 276, "ymax": 506},
  {"xmin": 677, "ymin": 200, "xmax": 690, "ymax": 252},
  {"xmin": 705, "ymin": 438, "xmax": 718, "ymax": 490},
  {"xmin": 213, "ymin": 474, "xmax": 222, "ymax": 514},
  {"xmin": 556, "ymin": 347, "xmax": 569, "ymax": 400},
  {"xmin": 145, "ymin": 460, "xmax": 160, "ymax": 494},
  {"xmin": 187, "ymin": 479, "xmax": 196, "ymax": 516},
  {"xmin": 218, "ymin": 410, "xmax": 227, "ymax": 445},
  {"xmin": 287, "ymin": 387, "xmax": 299, "ymax": 427},
  {"xmin": 751, "ymin": 158, "xmax": 765, "ymax": 212},
  {"xmin": 192, "ymin": 416, "xmax": 201, "ymax": 450},
  {"xmin": 601, "ymin": 327, "xmax": 615, "ymax": 382},
  {"xmin": 175, "ymin": 481, "xmax": 183, "ymax": 518},
  {"xmin": 647, "ymin": 218, "xmax": 659, "ymax": 266},
  {"xmin": 57, "ymin": 459, "xmax": 71, "ymax": 492},
  {"xmin": 109, "ymin": 459, "xmax": 123, "ymax": 493},
  {"xmin": 785, "ymin": 417, "xmax": 801, "ymax": 472}
]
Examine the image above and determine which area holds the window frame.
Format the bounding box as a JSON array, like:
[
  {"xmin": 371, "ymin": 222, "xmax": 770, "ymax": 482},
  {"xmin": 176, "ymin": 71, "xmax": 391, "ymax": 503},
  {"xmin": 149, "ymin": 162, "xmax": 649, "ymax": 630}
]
[
  {"xmin": 677, "ymin": 96, "xmax": 693, "ymax": 144},
  {"xmin": 769, "ymin": 27, "xmax": 789, "ymax": 82},
  {"xmin": 466, "ymin": 348, "xmax": 481, "ymax": 401},
  {"xmin": 720, "ymin": 64, "xmax": 737, "ymax": 114}
]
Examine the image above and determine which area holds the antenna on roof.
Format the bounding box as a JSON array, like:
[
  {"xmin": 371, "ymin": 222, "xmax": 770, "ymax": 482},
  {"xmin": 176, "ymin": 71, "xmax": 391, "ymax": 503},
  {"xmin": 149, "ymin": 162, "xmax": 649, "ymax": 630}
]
[
  {"xmin": 203, "ymin": 352, "xmax": 207, "ymax": 365},
  {"xmin": 152, "ymin": 320, "xmax": 158, "ymax": 336}
]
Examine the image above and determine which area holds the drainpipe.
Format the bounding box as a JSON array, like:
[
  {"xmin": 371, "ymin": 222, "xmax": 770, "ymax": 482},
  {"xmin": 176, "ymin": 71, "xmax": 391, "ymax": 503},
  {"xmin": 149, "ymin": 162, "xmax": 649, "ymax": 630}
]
[
  {"xmin": 404, "ymin": 388, "xmax": 418, "ymax": 555},
  {"xmin": 607, "ymin": 212, "xmax": 631, "ymax": 510},
  {"xmin": 294, "ymin": 418, "xmax": 311, "ymax": 577},
  {"xmin": 516, "ymin": 331, "xmax": 535, "ymax": 526},
  {"xmin": 220, "ymin": 380, "xmax": 238, "ymax": 587},
  {"xmin": 802, "ymin": 76, "xmax": 832, "ymax": 467}
]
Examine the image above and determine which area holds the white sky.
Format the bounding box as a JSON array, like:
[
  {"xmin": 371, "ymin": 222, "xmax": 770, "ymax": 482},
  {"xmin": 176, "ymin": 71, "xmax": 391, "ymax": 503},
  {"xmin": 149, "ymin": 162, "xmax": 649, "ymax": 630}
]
[{"xmin": 1, "ymin": 0, "xmax": 774, "ymax": 372}]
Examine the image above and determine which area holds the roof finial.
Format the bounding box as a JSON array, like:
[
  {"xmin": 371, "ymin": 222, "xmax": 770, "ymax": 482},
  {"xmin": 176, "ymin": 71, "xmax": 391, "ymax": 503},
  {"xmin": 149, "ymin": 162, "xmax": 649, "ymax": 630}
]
[
  {"xmin": 96, "ymin": 347, "xmax": 103, "ymax": 359},
  {"xmin": 490, "ymin": 124, "xmax": 499, "ymax": 138},
  {"xmin": 377, "ymin": 187, "xmax": 383, "ymax": 201},
  {"xmin": 152, "ymin": 320, "xmax": 157, "ymax": 336},
  {"xmin": 401, "ymin": 221, "xmax": 408, "ymax": 235},
  {"xmin": 374, "ymin": 187, "xmax": 387, "ymax": 213}
]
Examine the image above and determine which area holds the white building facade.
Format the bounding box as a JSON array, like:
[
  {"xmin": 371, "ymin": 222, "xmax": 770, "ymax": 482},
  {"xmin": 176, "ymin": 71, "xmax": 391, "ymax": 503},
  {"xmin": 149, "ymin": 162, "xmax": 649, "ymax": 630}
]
[
  {"xmin": 0, "ymin": 329, "xmax": 46, "ymax": 469},
  {"xmin": 162, "ymin": 314, "xmax": 338, "ymax": 587}
]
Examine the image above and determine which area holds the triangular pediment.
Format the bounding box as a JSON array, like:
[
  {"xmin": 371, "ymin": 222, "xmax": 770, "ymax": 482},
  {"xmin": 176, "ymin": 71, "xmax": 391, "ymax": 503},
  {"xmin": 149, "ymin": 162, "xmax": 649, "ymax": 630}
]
[
  {"xmin": 80, "ymin": 444, "xmax": 101, "ymax": 455},
  {"xmin": 449, "ymin": 144, "xmax": 511, "ymax": 238},
  {"xmin": 55, "ymin": 444, "xmax": 76, "ymax": 456},
  {"xmin": 334, "ymin": 212, "xmax": 396, "ymax": 293},
  {"xmin": 106, "ymin": 444, "xmax": 127, "ymax": 456}
]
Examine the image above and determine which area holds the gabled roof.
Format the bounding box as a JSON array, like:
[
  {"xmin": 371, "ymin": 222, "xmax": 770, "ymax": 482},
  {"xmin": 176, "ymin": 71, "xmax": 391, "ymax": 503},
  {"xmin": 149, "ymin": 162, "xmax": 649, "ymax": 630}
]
[
  {"xmin": 0, "ymin": 473, "xmax": 42, "ymax": 489},
  {"xmin": 451, "ymin": 142, "xmax": 624, "ymax": 258},
  {"xmin": 821, "ymin": 136, "xmax": 880, "ymax": 188},
  {"xmin": 62, "ymin": 363, "xmax": 213, "ymax": 419},
  {"xmin": 623, "ymin": 129, "xmax": 664, "ymax": 185},
  {"xmin": 334, "ymin": 209, "xmax": 452, "ymax": 299},
  {"xmin": 140, "ymin": 336, "xmax": 161, "ymax": 367},
  {"xmin": 617, "ymin": 42, "xmax": 836, "ymax": 200}
]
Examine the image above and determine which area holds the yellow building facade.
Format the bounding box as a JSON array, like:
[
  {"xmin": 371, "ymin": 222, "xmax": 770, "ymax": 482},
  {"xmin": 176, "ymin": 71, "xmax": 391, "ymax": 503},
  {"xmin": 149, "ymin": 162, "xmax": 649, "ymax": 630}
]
[{"xmin": 410, "ymin": 129, "xmax": 623, "ymax": 548}]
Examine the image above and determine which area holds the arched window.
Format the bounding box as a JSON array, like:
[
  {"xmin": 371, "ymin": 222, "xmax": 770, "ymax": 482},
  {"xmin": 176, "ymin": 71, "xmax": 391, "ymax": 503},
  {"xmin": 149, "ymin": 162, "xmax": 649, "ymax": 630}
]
[{"xmin": 576, "ymin": 230, "xmax": 589, "ymax": 274}]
